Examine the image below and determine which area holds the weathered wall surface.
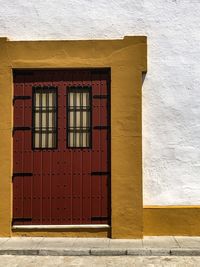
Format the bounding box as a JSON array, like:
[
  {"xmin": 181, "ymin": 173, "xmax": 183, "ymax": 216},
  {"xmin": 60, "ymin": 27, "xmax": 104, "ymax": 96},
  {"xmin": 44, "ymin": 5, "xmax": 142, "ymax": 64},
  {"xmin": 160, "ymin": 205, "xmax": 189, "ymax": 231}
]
[{"xmin": 0, "ymin": 0, "xmax": 200, "ymax": 205}]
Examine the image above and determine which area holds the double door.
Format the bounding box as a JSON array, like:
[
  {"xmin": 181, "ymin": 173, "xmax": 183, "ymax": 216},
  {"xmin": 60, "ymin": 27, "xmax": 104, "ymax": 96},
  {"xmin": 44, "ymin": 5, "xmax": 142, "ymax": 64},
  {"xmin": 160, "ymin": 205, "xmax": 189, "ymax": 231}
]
[{"xmin": 13, "ymin": 69, "xmax": 110, "ymax": 226}]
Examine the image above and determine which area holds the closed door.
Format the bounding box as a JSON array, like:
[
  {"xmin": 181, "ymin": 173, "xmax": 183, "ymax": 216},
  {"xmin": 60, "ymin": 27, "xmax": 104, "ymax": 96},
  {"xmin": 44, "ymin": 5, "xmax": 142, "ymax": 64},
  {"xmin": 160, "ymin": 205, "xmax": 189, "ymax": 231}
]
[{"xmin": 13, "ymin": 69, "xmax": 110, "ymax": 225}]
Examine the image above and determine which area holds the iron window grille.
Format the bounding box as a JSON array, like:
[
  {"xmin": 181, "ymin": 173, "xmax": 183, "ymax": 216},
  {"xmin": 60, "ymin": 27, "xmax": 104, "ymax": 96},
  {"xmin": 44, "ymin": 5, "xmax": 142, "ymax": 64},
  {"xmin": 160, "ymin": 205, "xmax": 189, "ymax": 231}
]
[
  {"xmin": 67, "ymin": 86, "xmax": 91, "ymax": 148},
  {"xmin": 32, "ymin": 86, "xmax": 57, "ymax": 149}
]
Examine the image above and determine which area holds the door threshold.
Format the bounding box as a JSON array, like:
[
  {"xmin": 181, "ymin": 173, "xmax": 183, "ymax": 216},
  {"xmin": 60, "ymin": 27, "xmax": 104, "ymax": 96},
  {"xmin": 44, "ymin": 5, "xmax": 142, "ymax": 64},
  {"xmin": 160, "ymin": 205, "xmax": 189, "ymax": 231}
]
[{"xmin": 12, "ymin": 224, "xmax": 110, "ymax": 230}]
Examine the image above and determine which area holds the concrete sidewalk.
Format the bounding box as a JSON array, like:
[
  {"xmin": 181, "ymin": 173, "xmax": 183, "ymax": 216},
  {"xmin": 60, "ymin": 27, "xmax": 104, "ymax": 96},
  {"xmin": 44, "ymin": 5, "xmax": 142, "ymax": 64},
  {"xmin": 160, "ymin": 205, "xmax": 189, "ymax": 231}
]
[{"xmin": 0, "ymin": 236, "xmax": 200, "ymax": 256}]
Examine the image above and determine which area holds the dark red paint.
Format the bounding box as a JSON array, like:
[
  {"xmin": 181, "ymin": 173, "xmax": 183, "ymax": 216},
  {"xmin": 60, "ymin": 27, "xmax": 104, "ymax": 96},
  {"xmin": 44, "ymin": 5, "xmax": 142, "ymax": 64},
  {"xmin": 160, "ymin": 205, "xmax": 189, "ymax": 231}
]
[{"xmin": 13, "ymin": 69, "xmax": 111, "ymax": 225}]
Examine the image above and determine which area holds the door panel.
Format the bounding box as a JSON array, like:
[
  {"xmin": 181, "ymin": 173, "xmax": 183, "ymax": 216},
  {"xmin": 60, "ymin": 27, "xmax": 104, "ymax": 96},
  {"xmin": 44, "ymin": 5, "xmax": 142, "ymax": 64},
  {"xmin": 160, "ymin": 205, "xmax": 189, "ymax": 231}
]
[{"xmin": 13, "ymin": 69, "xmax": 110, "ymax": 225}]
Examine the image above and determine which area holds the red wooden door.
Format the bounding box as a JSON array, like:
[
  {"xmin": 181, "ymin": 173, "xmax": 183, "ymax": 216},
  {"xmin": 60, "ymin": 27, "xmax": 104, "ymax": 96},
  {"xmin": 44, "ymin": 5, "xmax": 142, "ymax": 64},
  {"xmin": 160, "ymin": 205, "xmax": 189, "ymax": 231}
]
[{"xmin": 13, "ymin": 69, "xmax": 110, "ymax": 226}]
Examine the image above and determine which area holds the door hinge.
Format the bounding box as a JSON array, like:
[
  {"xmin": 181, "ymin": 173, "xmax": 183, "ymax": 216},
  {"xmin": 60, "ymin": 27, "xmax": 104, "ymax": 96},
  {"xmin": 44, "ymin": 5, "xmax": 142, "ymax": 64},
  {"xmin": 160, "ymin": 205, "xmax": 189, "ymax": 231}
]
[
  {"xmin": 93, "ymin": 95, "xmax": 108, "ymax": 99},
  {"xmin": 13, "ymin": 96, "xmax": 31, "ymax": 105},
  {"xmin": 12, "ymin": 126, "xmax": 31, "ymax": 136},
  {"xmin": 93, "ymin": 126, "xmax": 110, "ymax": 130},
  {"xmin": 12, "ymin": 173, "xmax": 33, "ymax": 181},
  {"xmin": 12, "ymin": 217, "xmax": 32, "ymax": 224},
  {"xmin": 91, "ymin": 216, "xmax": 108, "ymax": 221},
  {"xmin": 91, "ymin": 172, "xmax": 110, "ymax": 176}
]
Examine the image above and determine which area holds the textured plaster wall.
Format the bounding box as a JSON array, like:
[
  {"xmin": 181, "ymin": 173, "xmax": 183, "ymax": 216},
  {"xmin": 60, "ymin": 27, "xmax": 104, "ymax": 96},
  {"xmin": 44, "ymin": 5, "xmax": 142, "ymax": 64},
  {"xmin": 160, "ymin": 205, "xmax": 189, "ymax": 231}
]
[{"xmin": 0, "ymin": 0, "xmax": 200, "ymax": 205}]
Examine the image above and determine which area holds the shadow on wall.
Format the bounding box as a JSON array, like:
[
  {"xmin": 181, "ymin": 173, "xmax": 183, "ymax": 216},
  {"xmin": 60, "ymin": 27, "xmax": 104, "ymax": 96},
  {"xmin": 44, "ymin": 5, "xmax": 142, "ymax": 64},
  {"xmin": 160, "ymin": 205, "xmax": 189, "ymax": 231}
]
[{"xmin": 142, "ymin": 71, "xmax": 147, "ymax": 86}]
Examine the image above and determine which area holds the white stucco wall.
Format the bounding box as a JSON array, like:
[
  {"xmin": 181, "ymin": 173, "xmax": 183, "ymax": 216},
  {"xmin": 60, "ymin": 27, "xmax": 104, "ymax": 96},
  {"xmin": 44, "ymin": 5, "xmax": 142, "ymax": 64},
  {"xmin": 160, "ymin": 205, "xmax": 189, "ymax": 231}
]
[{"xmin": 0, "ymin": 0, "xmax": 200, "ymax": 205}]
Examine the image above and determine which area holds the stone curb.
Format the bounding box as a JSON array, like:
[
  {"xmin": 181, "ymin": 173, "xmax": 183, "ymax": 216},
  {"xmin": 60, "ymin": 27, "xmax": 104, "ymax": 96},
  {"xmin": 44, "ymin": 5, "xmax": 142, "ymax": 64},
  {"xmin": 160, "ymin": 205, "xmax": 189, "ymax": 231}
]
[
  {"xmin": 0, "ymin": 250, "xmax": 39, "ymax": 255},
  {"xmin": 0, "ymin": 248, "xmax": 199, "ymax": 256},
  {"xmin": 91, "ymin": 249, "xmax": 126, "ymax": 256},
  {"xmin": 170, "ymin": 249, "xmax": 200, "ymax": 256},
  {"xmin": 38, "ymin": 249, "xmax": 90, "ymax": 256},
  {"xmin": 127, "ymin": 248, "xmax": 152, "ymax": 256}
]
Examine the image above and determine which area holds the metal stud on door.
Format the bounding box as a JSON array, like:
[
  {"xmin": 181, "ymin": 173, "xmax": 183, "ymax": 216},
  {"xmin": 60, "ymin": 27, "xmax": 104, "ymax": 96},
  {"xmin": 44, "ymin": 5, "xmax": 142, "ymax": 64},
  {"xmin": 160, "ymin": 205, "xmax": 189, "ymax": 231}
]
[{"xmin": 13, "ymin": 69, "xmax": 110, "ymax": 226}]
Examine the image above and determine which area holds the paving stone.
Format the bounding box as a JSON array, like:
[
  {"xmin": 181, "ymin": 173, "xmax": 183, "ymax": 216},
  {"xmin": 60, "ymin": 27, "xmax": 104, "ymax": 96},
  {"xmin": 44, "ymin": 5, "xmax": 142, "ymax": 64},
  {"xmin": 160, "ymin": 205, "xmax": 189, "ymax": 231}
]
[
  {"xmin": 73, "ymin": 238, "xmax": 109, "ymax": 248},
  {"xmin": 37, "ymin": 237, "xmax": 75, "ymax": 249},
  {"xmin": 109, "ymin": 239, "xmax": 142, "ymax": 248},
  {"xmin": 0, "ymin": 237, "xmax": 43, "ymax": 250},
  {"xmin": 91, "ymin": 248, "xmax": 126, "ymax": 256},
  {"xmin": 142, "ymin": 236, "xmax": 178, "ymax": 248},
  {"xmin": 174, "ymin": 236, "xmax": 200, "ymax": 248},
  {"xmin": 127, "ymin": 248, "xmax": 151, "ymax": 256},
  {"xmin": 39, "ymin": 249, "xmax": 90, "ymax": 256},
  {"xmin": 0, "ymin": 238, "xmax": 9, "ymax": 247},
  {"xmin": 150, "ymin": 248, "xmax": 171, "ymax": 256},
  {"xmin": 0, "ymin": 249, "xmax": 39, "ymax": 255},
  {"xmin": 171, "ymin": 248, "xmax": 200, "ymax": 256}
]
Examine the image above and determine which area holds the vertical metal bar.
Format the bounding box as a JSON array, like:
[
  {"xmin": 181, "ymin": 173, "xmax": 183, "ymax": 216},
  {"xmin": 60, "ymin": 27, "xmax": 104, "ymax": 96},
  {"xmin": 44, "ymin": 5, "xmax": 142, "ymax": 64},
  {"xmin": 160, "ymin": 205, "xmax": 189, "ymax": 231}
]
[
  {"xmin": 86, "ymin": 93, "xmax": 88, "ymax": 147},
  {"xmin": 89, "ymin": 88, "xmax": 92, "ymax": 148},
  {"xmin": 52, "ymin": 90, "xmax": 56, "ymax": 148},
  {"xmin": 46, "ymin": 92, "xmax": 48, "ymax": 148},
  {"xmin": 73, "ymin": 92, "xmax": 76, "ymax": 147},
  {"xmin": 51, "ymin": 91, "xmax": 54, "ymax": 148},
  {"xmin": 52, "ymin": 91, "xmax": 55, "ymax": 148},
  {"xmin": 39, "ymin": 88, "xmax": 42, "ymax": 148},
  {"xmin": 80, "ymin": 92, "xmax": 83, "ymax": 147}
]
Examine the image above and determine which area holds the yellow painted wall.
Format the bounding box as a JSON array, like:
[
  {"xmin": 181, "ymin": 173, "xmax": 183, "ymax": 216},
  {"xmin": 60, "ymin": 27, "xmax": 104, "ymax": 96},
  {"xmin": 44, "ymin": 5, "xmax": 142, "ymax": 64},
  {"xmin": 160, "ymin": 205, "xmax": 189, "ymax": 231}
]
[
  {"xmin": 144, "ymin": 206, "xmax": 200, "ymax": 236},
  {"xmin": 0, "ymin": 36, "xmax": 147, "ymax": 238},
  {"xmin": 13, "ymin": 229, "xmax": 109, "ymax": 238}
]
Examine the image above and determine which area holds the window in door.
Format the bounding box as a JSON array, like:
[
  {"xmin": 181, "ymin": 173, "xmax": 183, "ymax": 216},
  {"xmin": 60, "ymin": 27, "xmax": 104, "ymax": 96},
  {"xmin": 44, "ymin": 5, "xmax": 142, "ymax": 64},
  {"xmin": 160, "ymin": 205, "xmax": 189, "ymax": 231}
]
[
  {"xmin": 67, "ymin": 87, "xmax": 91, "ymax": 148},
  {"xmin": 32, "ymin": 86, "xmax": 57, "ymax": 149}
]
